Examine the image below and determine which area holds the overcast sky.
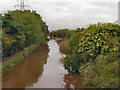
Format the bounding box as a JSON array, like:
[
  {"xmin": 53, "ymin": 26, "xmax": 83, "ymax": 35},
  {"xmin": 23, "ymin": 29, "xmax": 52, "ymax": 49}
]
[{"xmin": 0, "ymin": 0, "xmax": 119, "ymax": 31}]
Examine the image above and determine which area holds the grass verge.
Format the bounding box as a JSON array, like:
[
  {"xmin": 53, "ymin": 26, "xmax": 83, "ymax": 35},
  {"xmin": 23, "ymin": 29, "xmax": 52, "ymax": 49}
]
[
  {"xmin": 1, "ymin": 44, "xmax": 40, "ymax": 73},
  {"xmin": 56, "ymin": 39, "xmax": 71, "ymax": 54}
]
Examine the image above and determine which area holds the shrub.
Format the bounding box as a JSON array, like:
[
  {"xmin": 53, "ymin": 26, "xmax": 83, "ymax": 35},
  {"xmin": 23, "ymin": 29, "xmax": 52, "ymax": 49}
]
[
  {"xmin": 2, "ymin": 10, "xmax": 49, "ymax": 58},
  {"xmin": 63, "ymin": 22, "xmax": 119, "ymax": 88},
  {"xmin": 64, "ymin": 54, "xmax": 80, "ymax": 73},
  {"xmin": 59, "ymin": 44, "xmax": 71, "ymax": 54},
  {"xmin": 68, "ymin": 32, "xmax": 83, "ymax": 53},
  {"xmin": 84, "ymin": 52, "xmax": 119, "ymax": 88}
]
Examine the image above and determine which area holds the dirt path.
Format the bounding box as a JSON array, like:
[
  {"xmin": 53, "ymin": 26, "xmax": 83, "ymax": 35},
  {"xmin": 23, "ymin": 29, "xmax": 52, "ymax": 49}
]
[{"xmin": 1, "ymin": 44, "xmax": 36, "ymax": 65}]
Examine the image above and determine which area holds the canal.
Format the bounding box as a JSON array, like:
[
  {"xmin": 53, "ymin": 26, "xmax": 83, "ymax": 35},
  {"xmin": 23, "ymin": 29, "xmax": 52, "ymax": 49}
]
[{"xmin": 2, "ymin": 39, "xmax": 86, "ymax": 88}]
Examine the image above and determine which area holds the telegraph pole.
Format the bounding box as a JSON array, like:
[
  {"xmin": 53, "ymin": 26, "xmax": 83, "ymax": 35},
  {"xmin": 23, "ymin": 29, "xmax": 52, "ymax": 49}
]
[{"xmin": 14, "ymin": 0, "xmax": 30, "ymax": 11}]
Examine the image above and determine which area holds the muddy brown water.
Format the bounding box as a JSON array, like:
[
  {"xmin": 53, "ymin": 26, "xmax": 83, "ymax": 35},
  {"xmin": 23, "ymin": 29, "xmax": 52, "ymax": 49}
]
[{"xmin": 2, "ymin": 39, "xmax": 87, "ymax": 89}]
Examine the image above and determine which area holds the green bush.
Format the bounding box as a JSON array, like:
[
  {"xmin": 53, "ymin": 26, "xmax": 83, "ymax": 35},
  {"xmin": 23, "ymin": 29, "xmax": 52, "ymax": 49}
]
[
  {"xmin": 68, "ymin": 32, "xmax": 83, "ymax": 53},
  {"xmin": 2, "ymin": 54, "xmax": 24, "ymax": 72},
  {"xmin": 64, "ymin": 54, "xmax": 80, "ymax": 73},
  {"xmin": 63, "ymin": 22, "xmax": 119, "ymax": 88},
  {"xmin": 84, "ymin": 52, "xmax": 119, "ymax": 88},
  {"xmin": 59, "ymin": 44, "xmax": 71, "ymax": 54},
  {"xmin": 2, "ymin": 10, "xmax": 49, "ymax": 58},
  {"xmin": 64, "ymin": 23, "xmax": 119, "ymax": 72},
  {"xmin": 2, "ymin": 44, "xmax": 40, "ymax": 72}
]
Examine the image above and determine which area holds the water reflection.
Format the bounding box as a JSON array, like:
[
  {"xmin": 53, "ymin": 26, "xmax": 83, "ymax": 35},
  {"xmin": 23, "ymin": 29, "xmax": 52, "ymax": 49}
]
[
  {"xmin": 2, "ymin": 39, "xmax": 89, "ymax": 88},
  {"xmin": 64, "ymin": 74, "xmax": 86, "ymax": 88},
  {"xmin": 2, "ymin": 44, "xmax": 49, "ymax": 88},
  {"xmin": 30, "ymin": 40, "xmax": 67, "ymax": 88}
]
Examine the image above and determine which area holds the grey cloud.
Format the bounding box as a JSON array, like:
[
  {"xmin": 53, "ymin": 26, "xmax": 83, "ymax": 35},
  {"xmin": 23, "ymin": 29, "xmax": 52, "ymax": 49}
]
[
  {"xmin": 88, "ymin": 2, "xmax": 118, "ymax": 10},
  {"xmin": 26, "ymin": 0, "xmax": 119, "ymax": 30},
  {"xmin": 0, "ymin": 0, "xmax": 119, "ymax": 30}
]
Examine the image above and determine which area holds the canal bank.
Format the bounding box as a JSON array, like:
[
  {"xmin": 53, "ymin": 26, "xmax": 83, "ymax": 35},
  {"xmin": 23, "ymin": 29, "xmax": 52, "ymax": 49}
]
[
  {"xmin": 1, "ymin": 43, "xmax": 42, "ymax": 72},
  {"xmin": 2, "ymin": 39, "xmax": 88, "ymax": 88},
  {"xmin": 2, "ymin": 44, "xmax": 49, "ymax": 88}
]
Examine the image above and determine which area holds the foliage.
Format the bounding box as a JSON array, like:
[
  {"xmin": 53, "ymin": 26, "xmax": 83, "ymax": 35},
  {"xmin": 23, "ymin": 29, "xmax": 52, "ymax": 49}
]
[
  {"xmin": 1, "ymin": 54, "xmax": 24, "ymax": 72},
  {"xmin": 68, "ymin": 32, "xmax": 83, "ymax": 53},
  {"xmin": 59, "ymin": 44, "xmax": 71, "ymax": 54},
  {"xmin": 1, "ymin": 43, "xmax": 39, "ymax": 72},
  {"xmin": 2, "ymin": 30, "xmax": 16, "ymax": 57},
  {"xmin": 76, "ymin": 23, "xmax": 119, "ymax": 56},
  {"xmin": 63, "ymin": 22, "xmax": 119, "ymax": 88},
  {"xmin": 83, "ymin": 52, "xmax": 119, "ymax": 88},
  {"xmin": 50, "ymin": 29, "xmax": 75, "ymax": 39},
  {"xmin": 0, "ymin": 29, "xmax": 1, "ymax": 64},
  {"xmin": 23, "ymin": 44, "xmax": 39, "ymax": 57},
  {"xmin": 64, "ymin": 54, "xmax": 80, "ymax": 73},
  {"xmin": 64, "ymin": 23, "xmax": 119, "ymax": 72},
  {"xmin": 50, "ymin": 29, "xmax": 75, "ymax": 55},
  {"xmin": 2, "ymin": 10, "xmax": 49, "ymax": 58},
  {"xmin": 0, "ymin": 14, "xmax": 2, "ymax": 28},
  {"xmin": 57, "ymin": 39, "xmax": 71, "ymax": 54}
]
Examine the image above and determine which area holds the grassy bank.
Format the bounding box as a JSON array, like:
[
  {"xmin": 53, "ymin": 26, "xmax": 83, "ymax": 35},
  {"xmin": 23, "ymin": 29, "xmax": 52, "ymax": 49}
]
[
  {"xmin": 1, "ymin": 43, "xmax": 46, "ymax": 72},
  {"xmin": 56, "ymin": 39, "xmax": 71, "ymax": 54}
]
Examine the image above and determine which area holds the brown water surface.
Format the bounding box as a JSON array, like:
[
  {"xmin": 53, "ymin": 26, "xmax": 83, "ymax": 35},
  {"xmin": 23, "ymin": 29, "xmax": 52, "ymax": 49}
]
[
  {"xmin": 2, "ymin": 39, "xmax": 87, "ymax": 89},
  {"xmin": 2, "ymin": 44, "xmax": 49, "ymax": 88}
]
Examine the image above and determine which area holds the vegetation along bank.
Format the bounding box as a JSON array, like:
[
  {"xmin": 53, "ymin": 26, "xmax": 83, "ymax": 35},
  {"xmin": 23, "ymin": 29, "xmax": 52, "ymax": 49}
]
[
  {"xmin": 1, "ymin": 10, "xmax": 49, "ymax": 71},
  {"xmin": 50, "ymin": 23, "xmax": 120, "ymax": 88}
]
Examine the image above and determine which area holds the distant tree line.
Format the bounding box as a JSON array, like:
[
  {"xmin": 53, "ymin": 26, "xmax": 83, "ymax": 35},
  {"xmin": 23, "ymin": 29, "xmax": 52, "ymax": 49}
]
[{"xmin": 50, "ymin": 29, "xmax": 75, "ymax": 39}]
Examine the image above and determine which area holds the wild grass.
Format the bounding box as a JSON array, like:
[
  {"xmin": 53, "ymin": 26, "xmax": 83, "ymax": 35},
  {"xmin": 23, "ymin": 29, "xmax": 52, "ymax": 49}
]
[{"xmin": 1, "ymin": 44, "xmax": 40, "ymax": 72}]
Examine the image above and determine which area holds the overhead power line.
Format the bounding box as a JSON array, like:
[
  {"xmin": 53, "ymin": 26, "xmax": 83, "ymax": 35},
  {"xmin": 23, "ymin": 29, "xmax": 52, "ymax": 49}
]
[{"xmin": 14, "ymin": 0, "xmax": 30, "ymax": 10}]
